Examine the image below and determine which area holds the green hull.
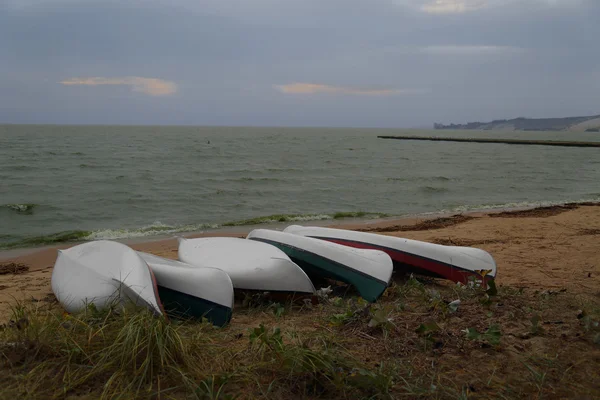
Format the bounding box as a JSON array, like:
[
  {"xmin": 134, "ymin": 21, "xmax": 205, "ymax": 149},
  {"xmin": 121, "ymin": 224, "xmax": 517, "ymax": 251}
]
[
  {"xmin": 157, "ymin": 286, "xmax": 232, "ymax": 327},
  {"xmin": 253, "ymin": 239, "xmax": 388, "ymax": 302}
]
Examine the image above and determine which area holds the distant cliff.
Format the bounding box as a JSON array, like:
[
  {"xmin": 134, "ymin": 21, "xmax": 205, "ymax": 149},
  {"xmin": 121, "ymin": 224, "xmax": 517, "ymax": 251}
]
[{"xmin": 434, "ymin": 115, "xmax": 600, "ymax": 132}]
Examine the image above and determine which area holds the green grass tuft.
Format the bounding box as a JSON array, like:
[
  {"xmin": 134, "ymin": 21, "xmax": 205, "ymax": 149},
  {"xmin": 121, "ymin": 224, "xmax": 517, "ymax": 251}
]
[{"xmin": 2, "ymin": 275, "xmax": 600, "ymax": 398}]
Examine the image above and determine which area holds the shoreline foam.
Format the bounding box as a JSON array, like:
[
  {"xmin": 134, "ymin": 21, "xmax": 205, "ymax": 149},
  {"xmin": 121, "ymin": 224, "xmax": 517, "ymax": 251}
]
[
  {"xmin": 3, "ymin": 196, "xmax": 600, "ymax": 252},
  {"xmin": 1, "ymin": 199, "xmax": 598, "ymax": 261}
]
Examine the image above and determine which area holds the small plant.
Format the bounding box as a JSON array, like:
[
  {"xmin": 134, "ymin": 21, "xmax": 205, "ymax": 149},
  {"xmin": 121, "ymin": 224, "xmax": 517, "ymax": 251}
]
[
  {"xmin": 579, "ymin": 310, "xmax": 600, "ymax": 332},
  {"xmin": 248, "ymin": 324, "xmax": 283, "ymax": 353},
  {"xmin": 578, "ymin": 310, "xmax": 600, "ymax": 345},
  {"xmin": 454, "ymin": 276, "xmax": 496, "ymax": 304},
  {"xmin": 530, "ymin": 314, "xmax": 544, "ymax": 336},
  {"xmin": 466, "ymin": 275, "xmax": 483, "ymax": 290},
  {"xmin": 479, "ymin": 293, "xmax": 493, "ymax": 307},
  {"xmin": 328, "ymin": 298, "xmax": 370, "ymax": 327},
  {"xmin": 523, "ymin": 362, "xmax": 547, "ymax": 396},
  {"xmin": 462, "ymin": 275, "xmax": 497, "ymax": 295},
  {"xmin": 331, "ymin": 297, "xmax": 345, "ymax": 307},
  {"xmin": 270, "ymin": 302, "xmax": 286, "ymax": 318},
  {"xmin": 415, "ymin": 321, "xmax": 442, "ymax": 348},
  {"xmin": 345, "ymin": 364, "xmax": 394, "ymax": 395},
  {"xmin": 330, "ymin": 310, "xmax": 358, "ymax": 326},
  {"xmin": 241, "ymin": 292, "xmax": 271, "ymax": 309},
  {"xmin": 426, "ymin": 289, "xmax": 451, "ymax": 315},
  {"xmin": 391, "ymin": 274, "xmax": 426, "ymax": 299},
  {"xmin": 464, "ymin": 324, "xmax": 502, "ymax": 346},
  {"xmin": 367, "ymin": 305, "xmax": 396, "ymax": 338},
  {"xmin": 405, "ymin": 274, "xmax": 426, "ymax": 294},
  {"xmin": 195, "ymin": 374, "xmax": 236, "ymax": 400}
]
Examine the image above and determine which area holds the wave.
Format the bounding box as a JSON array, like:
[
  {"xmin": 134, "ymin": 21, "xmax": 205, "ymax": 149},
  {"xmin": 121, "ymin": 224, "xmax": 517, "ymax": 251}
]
[
  {"xmin": 442, "ymin": 196, "xmax": 600, "ymax": 214},
  {"xmin": 1, "ymin": 203, "xmax": 38, "ymax": 214},
  {"xmin": 386, "ymin": 177, "xmax": 407, "ymax": 182},
  {"xmin": 4, "ymin": 197, "xmax": 599, "ymax": 250},
  {"xmin": 387, "ymin": 176, "xmax": 453, "ymax": 182},
  {"xmin": 0, "ymin": 211, "xmax": 390, "ymax": 249},
  {"xmin": 83, "ymin": 221, "xmax": 220, "ymax": 241},
  {"xmin": 222, "ymin": 212, "xmax": 389, "ymax": 227},
  {"xmin": 0, "ymin": 230, "xmax": 91, "ymax": 250},
  {"xmin": 238, "ymin": 177, "xmax": 282, "ymax": 182},
  {"xmin": 204, "ymin": 177, "xmax": 284, "ymax": 183},
  {"xmin": 6, "ymin": 165, "xmax": 36, "ymax": 171},
  {"xmin": 419, "ymin": 186, "xmax": 450, "ymax": 193}
]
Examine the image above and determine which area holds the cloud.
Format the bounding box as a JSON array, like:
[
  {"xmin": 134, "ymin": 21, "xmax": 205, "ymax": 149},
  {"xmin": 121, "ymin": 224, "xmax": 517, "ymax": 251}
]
[
  {"xmin": 274, "ymin": 83, "xmax": 424, "ymax": 96},
  {"xmin": 60, "ymin": 77, "xmax": 177, "ymax": 96},
  {"xmin": 420, "ymin": 0, "xmax": 487, "ymax": 14},
  {"xmin": 420, "ymin": 45, "xmax": 526, "ymax": 54}
]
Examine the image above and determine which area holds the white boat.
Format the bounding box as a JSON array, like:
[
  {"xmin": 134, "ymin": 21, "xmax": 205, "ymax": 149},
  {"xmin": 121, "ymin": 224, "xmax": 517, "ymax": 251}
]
[
  {"xmin": 138, "ymin": 252, "xmax": 234, "ymax": 326},
  {"xmin": 246, "ymin": 229, "xmax": 393, "ymax": 302},
  {"xmin": 51, "ymin": 240, "xmax": 164, "ymax": 315},
  {"xmin": 177, "ymin": 237, "xmax": 316, "ymax": 295},
  {"xmin": 283, "ymin": 225, "xmax": 497, "ymax": 284}
]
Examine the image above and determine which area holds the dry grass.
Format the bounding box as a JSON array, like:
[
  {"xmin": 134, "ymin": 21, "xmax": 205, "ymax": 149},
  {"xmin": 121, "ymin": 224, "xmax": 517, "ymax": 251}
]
[
  {"xmin": 1, "ymin": 275, "xmax": 600, "ymax": 399},
  {"xmin": 488, "ymin": 204, "xmax": 579, "ymax": 219},
  {"xmin": 0, "ymin": 263, "xmax": 29, "ymax": 275},
  {"xmin": 359, "ymin": 215, "xmax": 474, "ymax": 233}
]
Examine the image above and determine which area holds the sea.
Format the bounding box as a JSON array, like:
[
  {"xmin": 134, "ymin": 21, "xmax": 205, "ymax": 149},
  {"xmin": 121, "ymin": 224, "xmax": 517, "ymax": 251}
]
[{"xmin": 1, "ymin": 124, "xmax": 600, "ymax": 250}]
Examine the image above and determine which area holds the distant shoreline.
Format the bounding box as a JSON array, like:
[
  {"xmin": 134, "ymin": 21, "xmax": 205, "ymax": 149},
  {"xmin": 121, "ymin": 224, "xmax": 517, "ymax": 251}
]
[{"xmin": 434, "ymin": 114, "xmax": 600, "ymax": 132}]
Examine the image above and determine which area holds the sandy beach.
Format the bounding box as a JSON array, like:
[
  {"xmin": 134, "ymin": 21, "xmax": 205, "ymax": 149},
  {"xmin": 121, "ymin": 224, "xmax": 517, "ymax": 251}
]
[
  {"xmin": 1, "ymin": 203, "xmax": 599, "ymax": 320},
  {"xmin": 2, "ymin": 203, "xmax": 600, "ymax": 398}
]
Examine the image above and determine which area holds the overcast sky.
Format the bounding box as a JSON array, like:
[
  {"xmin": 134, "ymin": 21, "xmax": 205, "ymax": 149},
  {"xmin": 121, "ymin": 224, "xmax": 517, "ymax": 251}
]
[{"xmin": 1, "ymin": 0, "xmax": 598, "ymax": 127}]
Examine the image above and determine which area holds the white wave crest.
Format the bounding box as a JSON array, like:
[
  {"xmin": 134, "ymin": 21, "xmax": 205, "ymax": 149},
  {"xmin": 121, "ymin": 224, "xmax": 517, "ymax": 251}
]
[
  {"xmin": 269, "ymin": 214, "xmax": 333, "ymax": 223},
  {"xmin": 84, "ymin": 221, "xmax": 220, "ymax": 240}
]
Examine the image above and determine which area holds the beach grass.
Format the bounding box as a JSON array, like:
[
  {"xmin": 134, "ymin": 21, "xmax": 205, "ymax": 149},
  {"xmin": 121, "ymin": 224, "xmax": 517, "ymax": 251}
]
[{"xmin": 1, "ymin": 276, "xmax": 599, "ymax": 399}]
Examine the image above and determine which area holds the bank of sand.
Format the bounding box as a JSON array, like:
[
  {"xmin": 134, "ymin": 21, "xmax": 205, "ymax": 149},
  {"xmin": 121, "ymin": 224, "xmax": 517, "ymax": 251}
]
[{"xmin": 1, "ymin": 203, "xmax": 599, "ymax": 319}]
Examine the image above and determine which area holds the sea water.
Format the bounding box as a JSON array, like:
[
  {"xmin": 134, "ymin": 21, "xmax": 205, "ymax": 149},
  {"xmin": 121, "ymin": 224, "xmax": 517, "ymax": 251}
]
[{"xmin": 1, "ymin": 124, "xmax": 599, "ymax": 249}]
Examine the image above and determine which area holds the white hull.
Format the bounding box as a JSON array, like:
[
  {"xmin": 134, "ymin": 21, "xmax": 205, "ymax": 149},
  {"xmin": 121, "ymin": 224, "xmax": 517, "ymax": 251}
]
[
  {"xmin": 283, "ymin": 225, "xmax": 497, "ymax": 283},
  {"xmin": 177, "ymin": 237, "xmax": 315, "ymax": 294},
  {"xmin": 246, "ymin": 229, "xmax": 393, "ymax": 302},
  {"xmin": 51, "ymin": 240, "xmax": 164, "ymax": 315},
  {"xmin": 138, "ymin": 252, "xmax": 234, "ymax": 325}
]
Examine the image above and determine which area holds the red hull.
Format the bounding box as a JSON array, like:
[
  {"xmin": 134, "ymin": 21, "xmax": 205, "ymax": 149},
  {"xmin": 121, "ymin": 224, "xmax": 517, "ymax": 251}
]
[{"xmin": 321, "ymin": 238, "xmax": 492, "ymax": 285}]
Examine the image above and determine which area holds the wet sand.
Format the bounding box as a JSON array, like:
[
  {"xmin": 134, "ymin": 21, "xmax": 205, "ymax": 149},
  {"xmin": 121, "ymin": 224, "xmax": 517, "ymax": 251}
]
[{"xmin": 1, "ymin": 203, "xmax": 599, "ymax": 319}]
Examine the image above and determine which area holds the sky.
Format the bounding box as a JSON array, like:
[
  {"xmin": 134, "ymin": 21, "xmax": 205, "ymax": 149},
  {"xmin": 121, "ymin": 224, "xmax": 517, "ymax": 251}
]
[{"xmin": 1, "ymin": 0, "xmax": 598, "ymax": 127}]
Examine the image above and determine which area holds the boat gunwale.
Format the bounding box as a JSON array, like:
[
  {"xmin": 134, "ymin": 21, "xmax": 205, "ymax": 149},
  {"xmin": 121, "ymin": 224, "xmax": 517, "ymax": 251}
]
[
  {"xmin": 307, "ymin": 236, "xmax": 496, "ymax": 284},
  {"xmin": 249, "ymin": 237, "xmax": 390, "ymax": 287}
]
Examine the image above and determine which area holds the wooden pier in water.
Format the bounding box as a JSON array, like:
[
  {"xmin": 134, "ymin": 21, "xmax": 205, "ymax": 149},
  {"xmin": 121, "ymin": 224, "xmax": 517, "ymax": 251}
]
[{"xmin": 377, "ymin": 136, "xmax": 600, "ymax": 148}]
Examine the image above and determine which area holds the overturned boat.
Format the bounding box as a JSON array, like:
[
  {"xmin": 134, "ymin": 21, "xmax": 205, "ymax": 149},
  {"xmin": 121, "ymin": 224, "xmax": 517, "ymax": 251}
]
[
  {"xmin": 283, "ymin": 225, "xmax": 497, "ymax": 284},
  {"xmin": 246, "ymin": 229, "xmax": 393, "ymax": 302},
  {"xmin": 138, "ymin": 252, "xmax": 233, "ymax": 326},
  {"xmin": 51, "ymin": 240, "xmax": 164, "ymax": 315},
  {"xmin": 178, "ymin": 237, "xmax": 315, "ymax": 295}
]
